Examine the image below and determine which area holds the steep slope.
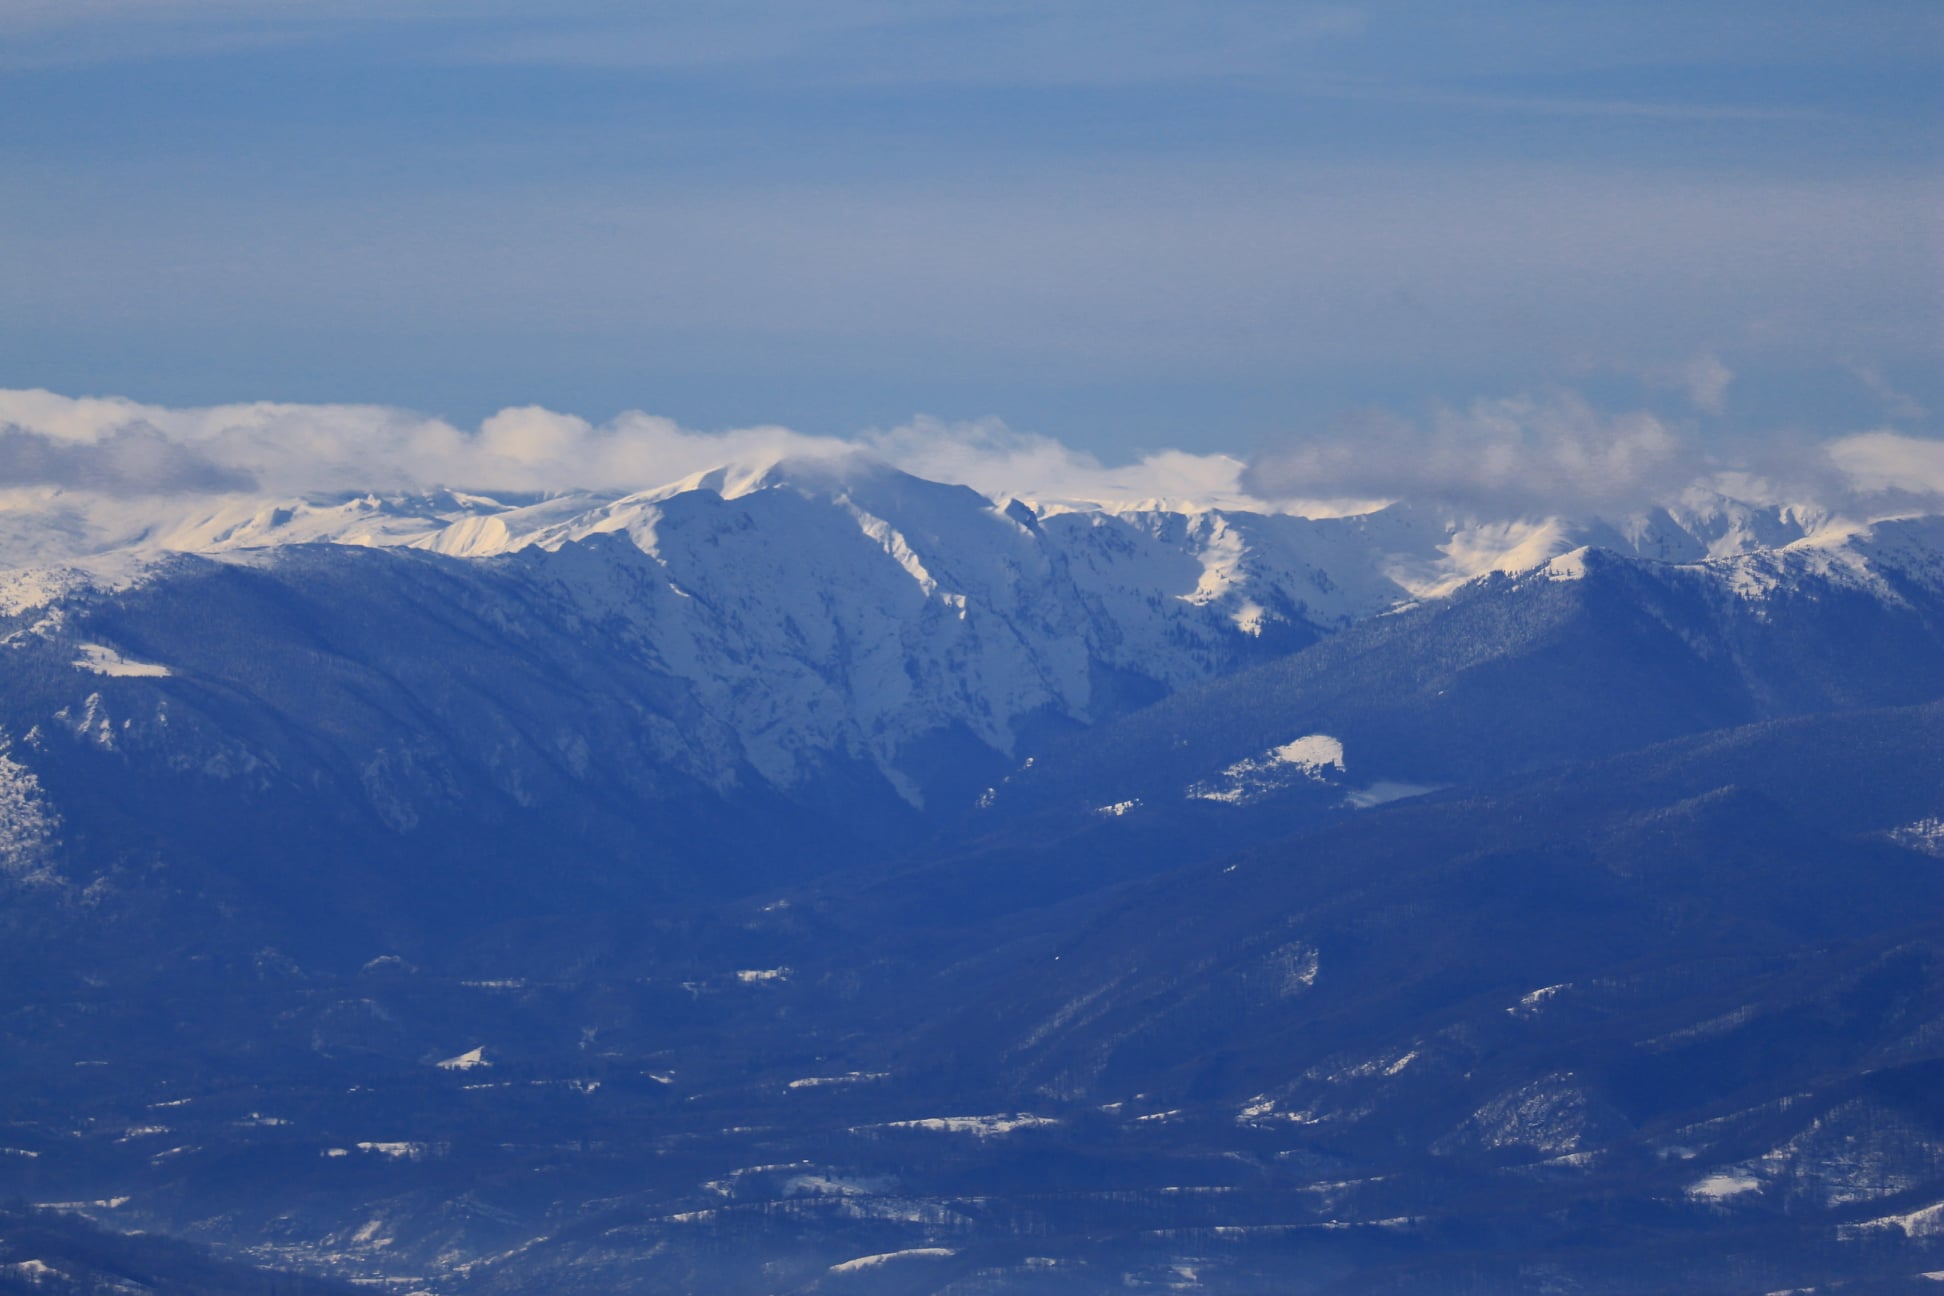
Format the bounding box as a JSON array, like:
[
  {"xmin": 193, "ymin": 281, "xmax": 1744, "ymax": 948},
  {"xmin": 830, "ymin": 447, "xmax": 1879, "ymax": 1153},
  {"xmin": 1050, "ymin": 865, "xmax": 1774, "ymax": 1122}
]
[
  {"xmin": 0, "ymin": 457, "xmax": 1939, "ymax": 1293},
  {"xmin": 8, "ymin": 456, "xmax": 1928, "ymax": 841},
  {"xmin": 984, "ymin": 522, "xmax": 1944, "ymax": 823},
  {"xmin": 0, "ymin": 471, "xmax": 1403, "ymax": 956},
  {"xmin": 2, "ymin": 459, "xmax": 1423, "ymax": 843}
]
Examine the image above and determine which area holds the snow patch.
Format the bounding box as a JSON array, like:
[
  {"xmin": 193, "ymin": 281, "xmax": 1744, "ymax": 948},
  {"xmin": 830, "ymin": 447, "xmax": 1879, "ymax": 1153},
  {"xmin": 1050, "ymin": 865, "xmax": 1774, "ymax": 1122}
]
[
  {"xmin": 784, "ymin": 1172, "xmax": 893, "ymax": 1197},
  {"xmin": 1332, "ymin": 1047, "xmax": 1421, "ymax": 1083},
  {"xmin": 829, "ymin": 1247, "xmax": 955, "ymax": 1273},
  {"xmin": 1190, "ymin": 734, "xmax": 1344, "ymax": 806},
  {"xmin": 1889, "ymin": 817, "xmax": 1944, "ymax": 858},
  {"xmin": 356, "ymin": 1141, "xmax": 433, "ymax": 1160},
  {"xmin": 787, "ymin": 1072, "xmax": 888, "ymax": 1090},
  {"xmin": 1544, "ymin": 546, "xmax": 1594, "ymax": 581},
  {"xmin": 871, "ymin": 1114, "xmax": 1059, "ymax": 1138},
  {"xmin": 1265, "ymin": 942, "xmax": 1320, "ymax": 996},
  {"xmin": 1687, "ymin": 1173, "xmax": 1762, "ymax": 1200},
  {"xmin": 1342, "ymin": 780, "xmax": 1442, "ymax": 809},
  {"xmin": 71, "ymin": 643, "xmax": 170, "ymax": 677},
  {"xmin": 1235, "ymin": 1096, "xmax": 1320, "ymax": 1127},
  {"xmin": 1508, "ymin": 984, "xmax": 1569, "ymax": 1019},
  {"xmin": 0, "ymin": 731, "xmax": 59, "ymax": 880},
  {"xmin": 1843, "ymin": 1200, "xmax": 1944, "ymax": 1240},
  {"xmin": 1271, "ymin": 734, "xmax": 1345, "ymax": 772}
]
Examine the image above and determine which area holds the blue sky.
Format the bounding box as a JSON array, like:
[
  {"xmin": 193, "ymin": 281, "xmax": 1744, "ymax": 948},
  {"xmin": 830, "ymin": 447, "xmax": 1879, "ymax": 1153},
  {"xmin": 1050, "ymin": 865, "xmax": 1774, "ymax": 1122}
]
[{"xmin": 1, "ymin": 0, "xmax": 1937, "ymax": 459}]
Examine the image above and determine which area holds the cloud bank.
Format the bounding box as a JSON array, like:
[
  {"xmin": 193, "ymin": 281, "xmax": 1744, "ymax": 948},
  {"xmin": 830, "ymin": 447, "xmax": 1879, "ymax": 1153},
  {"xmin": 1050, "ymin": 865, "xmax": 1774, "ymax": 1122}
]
[
  {"xmin": 1243, "ymin": 390, "xmax": 1942, "ymax": 517},
  {"xmin": 1244, "ymin": 393, "xmax": 1700, "ymax": 514},
  {"xmin": 1826, "ymin": 430, "xmax": 1944, "ymax": 501},
  {"xmin": 0, "ymin": 388, "xmax": 1937, "ymax": 528},
  {"xmin": 0, "ymin": 424, "xmax": 254, "ymax": 495},
  {"xmin": 0, "ymin": 389, "xmax": 1264, "ymax": 513}
]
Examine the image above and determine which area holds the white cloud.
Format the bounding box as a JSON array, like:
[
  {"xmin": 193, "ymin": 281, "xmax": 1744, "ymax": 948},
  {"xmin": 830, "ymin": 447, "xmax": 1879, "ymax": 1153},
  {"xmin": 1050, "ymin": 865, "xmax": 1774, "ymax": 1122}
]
[
  {"xmin": 859, "ymin": 415, "xmax": 1267, "ymax": 511},
  {"xmin": 1678, "ymin": 353, "xmax": 1734, "ymax": 415},
  {"xmin": 1824, "ymin": 430, "xmax": 1944, "ymax": 500},
  {"xmin": 1623, "ymin": 351, "xmax": 1734, "ymax": 415},
  {"xmin": 0, "ymin": 389, "xmax": 854, "ymax": 497},
  {"xmin": 477, "ymin": 406, "xmax": 593, "ymax": 466},
  {"xmin": 0, "ymin": 388, "xmax": 1268, "ymax": 508},
  {"xmin": 1243, "ymin": 391, "xmax": 1701, "ymax": 514},
  {"xmin": 0, "ymin": 423, "xmax": 252, "ymax": 495},
  {"xmin": 1247, "ymin": 391, "xmax": 1944, "ymax": 516},
  {"xmin": 2, "ymin": 388, "xmax": 1937, "ymax": 528}
]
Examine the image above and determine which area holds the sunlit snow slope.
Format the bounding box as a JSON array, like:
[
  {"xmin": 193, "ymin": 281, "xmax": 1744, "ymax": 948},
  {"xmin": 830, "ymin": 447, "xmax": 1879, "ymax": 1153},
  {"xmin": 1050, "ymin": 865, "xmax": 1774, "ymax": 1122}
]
[{"xmin": 1, "ymin": 453, "xmax": 1937, "ymax": 827}]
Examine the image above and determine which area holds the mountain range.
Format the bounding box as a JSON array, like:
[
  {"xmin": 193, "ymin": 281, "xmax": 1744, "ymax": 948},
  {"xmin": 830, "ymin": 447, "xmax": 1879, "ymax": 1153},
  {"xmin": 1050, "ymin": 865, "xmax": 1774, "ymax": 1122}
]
[{"xmin": 0, "ymin": 454, "xmax": 1939, "ymax": 1293}]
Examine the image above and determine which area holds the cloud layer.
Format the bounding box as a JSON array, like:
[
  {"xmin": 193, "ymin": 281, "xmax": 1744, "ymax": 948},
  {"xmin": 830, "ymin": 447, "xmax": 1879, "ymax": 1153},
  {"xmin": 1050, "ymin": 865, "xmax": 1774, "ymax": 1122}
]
[
  {"xmin": 1243, "ymin": 389, "xmax": 1944, "ymax": 516},
  {"xmin": 1243, "ymin": 393, "xmax": 1703, "ymax": 513},
  {"xmin": 0, "ymin": 423, "xmax": 254, "ymax": 495},
  {"xmin": 0, "ymin": 388, "xmax": 1264, "ymax": 512},
  {"xmin": 0, "ymin": 388, "xmax": 1938, "ymax": 525}
]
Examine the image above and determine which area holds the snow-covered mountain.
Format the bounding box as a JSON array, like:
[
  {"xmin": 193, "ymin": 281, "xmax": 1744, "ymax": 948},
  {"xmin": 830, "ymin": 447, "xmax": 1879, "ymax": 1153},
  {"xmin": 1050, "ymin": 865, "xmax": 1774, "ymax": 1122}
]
[
  {"xmin": 4, "ymin": 448, "xmax": 1944, "ymax": 1295},
  {"xmin": 3, "ymin": 453, "xmax": 1938, "ymax": 828}
]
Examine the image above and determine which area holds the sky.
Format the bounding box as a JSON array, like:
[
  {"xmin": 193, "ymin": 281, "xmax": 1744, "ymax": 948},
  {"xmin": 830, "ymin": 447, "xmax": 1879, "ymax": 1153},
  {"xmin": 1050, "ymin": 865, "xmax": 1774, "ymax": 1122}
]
[{"xmin": 0, "ymin": 0, "xmax": 1939, "ymax": 476}]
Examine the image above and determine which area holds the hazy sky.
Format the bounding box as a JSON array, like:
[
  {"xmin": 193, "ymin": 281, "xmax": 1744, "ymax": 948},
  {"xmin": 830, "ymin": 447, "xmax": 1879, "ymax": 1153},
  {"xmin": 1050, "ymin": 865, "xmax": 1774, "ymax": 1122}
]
[{"xmin": 2, "ymin": 1, "xmax": 1938, "ymax": 459}]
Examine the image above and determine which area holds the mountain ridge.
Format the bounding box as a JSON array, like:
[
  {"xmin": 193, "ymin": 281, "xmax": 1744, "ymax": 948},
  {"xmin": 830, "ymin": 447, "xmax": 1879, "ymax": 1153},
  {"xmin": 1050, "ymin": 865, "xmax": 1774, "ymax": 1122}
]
[
  {"xmin": 5, "ymin": 457, "xmax": 1936, "ymax": 825},
  {"xmin": 2, "ymin": 455, "xmax": 1941, "ymax": 1292}
]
